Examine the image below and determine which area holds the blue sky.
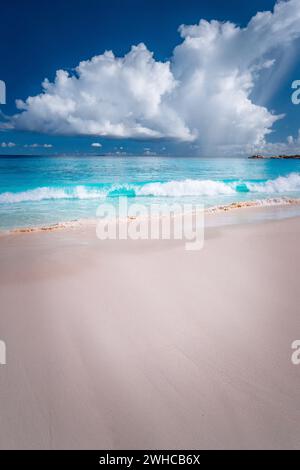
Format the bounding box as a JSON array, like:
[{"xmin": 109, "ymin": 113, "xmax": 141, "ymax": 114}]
[{"xmin": 0, "ymin": 0, "xmax": 300, "ymax": 156}]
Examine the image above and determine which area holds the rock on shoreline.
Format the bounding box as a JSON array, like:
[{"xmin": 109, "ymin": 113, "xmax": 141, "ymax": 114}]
[{"xmin": 249, "ymin": 154, "xmax": 300, "ymax": 159}]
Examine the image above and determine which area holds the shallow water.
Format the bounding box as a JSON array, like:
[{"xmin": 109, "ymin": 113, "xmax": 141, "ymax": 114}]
[{"xmin": 1, "ymin": 155, "xmax": 300, "ymax": 230}]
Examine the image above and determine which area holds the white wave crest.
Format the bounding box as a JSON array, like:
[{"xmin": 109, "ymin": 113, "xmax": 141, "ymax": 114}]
[
  {"xmin": 0, "ymin": 186, "xmax": 106, "ymax": 203},
  {"xmin": 136, "ymin": 179, "xmax": 235, "ymax": 197},
  {"xmin": 137, "ymin": 173, "xmax": 300, "ymax": 196},
  {"xmin": 1, "ymin": 173, "xmax": 300, "ymax": 204},
  {"xmin": 243, "ymin": 173, "xmax": 300, "ymax": 193}
]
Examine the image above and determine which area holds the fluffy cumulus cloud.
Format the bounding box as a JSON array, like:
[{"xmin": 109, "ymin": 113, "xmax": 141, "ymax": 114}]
[
  {"xmin": 11, "ymin": 0, "xmax": 300, "ymax": 154},
  {"xmin": 14, "ymin": 44, "xmax": 190, "ymax": 141},
  {"xmin": 257, "ymin": 129, "xmax": 300, "ymax": 156},
  {"xmin": 1, "ymin": 142, "xmax": 16, "ymax": 148}
]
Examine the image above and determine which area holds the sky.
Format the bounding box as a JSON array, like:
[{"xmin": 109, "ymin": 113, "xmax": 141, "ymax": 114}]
[{"xmin": 0, "ymin": 0, "xmax": 300, "ymax": 156}]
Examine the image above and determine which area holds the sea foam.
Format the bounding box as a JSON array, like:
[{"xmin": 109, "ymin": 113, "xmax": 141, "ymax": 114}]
[{"xmin": 1, "ymin": 173, "xmax": 300, "ymax": 203}]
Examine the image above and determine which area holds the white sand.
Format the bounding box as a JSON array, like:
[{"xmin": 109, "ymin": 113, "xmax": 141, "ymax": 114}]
[{"xmin": 0, "ymin": 213, "xmax": 299, "ymax": 449}]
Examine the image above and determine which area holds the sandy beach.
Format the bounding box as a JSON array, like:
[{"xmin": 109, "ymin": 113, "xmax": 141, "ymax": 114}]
[{"xmin": 0, "ymin": 211, "xmax": 299, "ymax": 450}]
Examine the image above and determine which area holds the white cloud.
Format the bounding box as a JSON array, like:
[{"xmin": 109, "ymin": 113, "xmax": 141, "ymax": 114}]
[
  {"xmin": 212, "ymin": 130, "xmax": 300, "ymax": 157},
  {"xmin": 91, "ymin": 142, "xmax": 102, "ymax": 147},
  {"xmin": 1, "ymin": 142, "xmax": 16, "ymax": 148},
  {"xmin": 11, "ymin": 0, "xmax": 300, "ymax": 155},
  {"xmin": 24, "ymin": 143, "xmax": 53, "ymax": 148},
  {"xmin": 14, "ymin": 44, "xmax": 189, "ymax": 140}
]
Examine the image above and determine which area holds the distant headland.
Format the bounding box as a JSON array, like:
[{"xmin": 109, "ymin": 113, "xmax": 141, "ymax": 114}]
[{"xmin": 249, "ymin": 154, "xmax": 300, "ymax": 159}]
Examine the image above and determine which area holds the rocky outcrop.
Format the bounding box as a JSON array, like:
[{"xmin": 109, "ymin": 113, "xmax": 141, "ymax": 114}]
[{"xmin": 249, "ymin": 154, "xmax": 300, "ymax": 159}]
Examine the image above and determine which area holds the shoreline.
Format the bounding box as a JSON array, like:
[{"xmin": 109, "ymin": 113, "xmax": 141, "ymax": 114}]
[{"xmin": 1, "ymin": 196, "xmax": 300, "ymax": 236}]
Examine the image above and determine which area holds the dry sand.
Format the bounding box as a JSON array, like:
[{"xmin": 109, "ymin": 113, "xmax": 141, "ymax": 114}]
[{"xmin": 0, "ymin": 212, "xmax": 299, "ymax": 449}]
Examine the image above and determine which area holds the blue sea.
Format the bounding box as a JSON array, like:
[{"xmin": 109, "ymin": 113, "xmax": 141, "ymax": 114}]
[{"xmin": 1, "ymin": 155, "xmax": 300, "ymax": 231}]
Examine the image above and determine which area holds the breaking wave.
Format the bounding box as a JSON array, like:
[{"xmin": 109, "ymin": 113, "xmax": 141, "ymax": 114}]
[
  {"xmin": 1, "ymin": 173, "xmax": 300, "ymax": 203},
  {"xmin": 0, "ymin": 186, "xmax": 107, "ymax": 203}
]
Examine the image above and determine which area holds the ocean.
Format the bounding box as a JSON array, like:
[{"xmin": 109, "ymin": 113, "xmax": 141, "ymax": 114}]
[{"xmin": 1, "ymin": 155, "xmax": 300, "ymax": 231}]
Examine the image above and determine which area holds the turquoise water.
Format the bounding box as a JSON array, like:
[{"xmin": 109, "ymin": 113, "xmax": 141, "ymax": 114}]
[{"xmin": 1, "ymin": 155, "xmax": 300, "ymax": 230}]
